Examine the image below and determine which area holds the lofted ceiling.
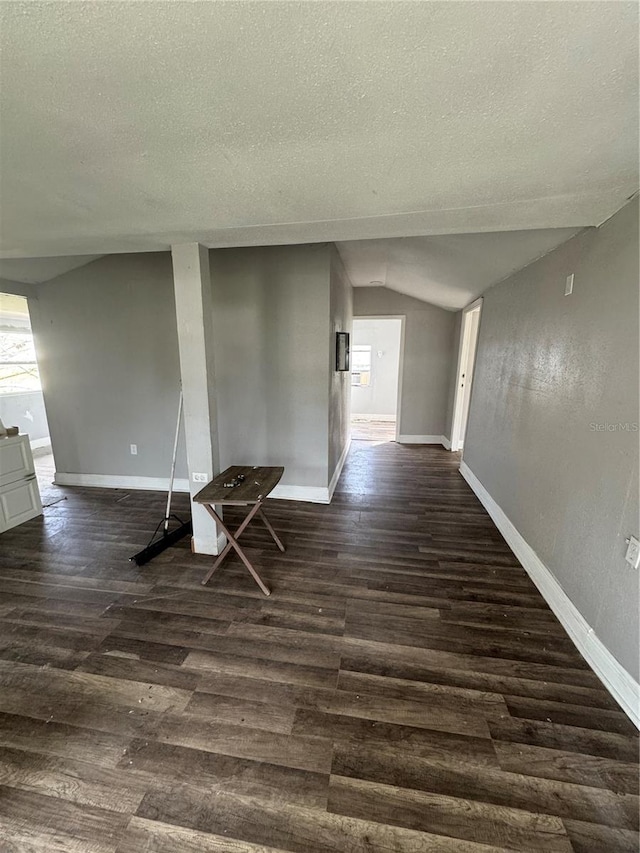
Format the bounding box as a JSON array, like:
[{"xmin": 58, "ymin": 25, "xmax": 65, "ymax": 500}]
[
  {"xmin": 0, "ymin": 0, "xmax": 637, "ymax": 269},
  {"xmin": 337, "ymin": 227, "xmax": 581, "ymax": 310}
]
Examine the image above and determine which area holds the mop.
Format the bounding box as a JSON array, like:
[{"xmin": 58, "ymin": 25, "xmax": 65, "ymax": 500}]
[{"xmin": 129, "ymin": 389, "xmax": 192, "ymax": 566}]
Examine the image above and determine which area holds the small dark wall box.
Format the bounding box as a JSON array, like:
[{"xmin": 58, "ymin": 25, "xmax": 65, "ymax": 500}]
[{"xmin": 336, "ymin": 332, "xmax": 350, "ymax": 371}]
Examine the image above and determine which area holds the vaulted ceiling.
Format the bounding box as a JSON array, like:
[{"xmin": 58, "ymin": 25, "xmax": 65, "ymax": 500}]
[{"xmin": 0, "ymin": 2, "xmax": 637, "ymax": 302}]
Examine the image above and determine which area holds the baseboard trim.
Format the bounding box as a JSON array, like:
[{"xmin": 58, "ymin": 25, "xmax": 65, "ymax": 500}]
[
  {"xmin": 54, "ymin": 472, "xmax": 191, "ymax": 492},
  {"xmin": 441, "ymin": 435, "xmax": 452, "ymax": 450},
  {"xmin": 459, "ymin": 460, "xmax": 640, "ymax": 728},
  {"xmin": 55, "ymin": 471, "xmax": 333, "ymax": 505},
  {"xmin": 30, "ymin": 437, "xmax": 52, "ymax": 452},
  {"xmin": 328, "ymin": 436, "xmax": 352, "ymax": 502},
  {"xmin": 192, "ymin": 531, "xmax": 227, "ymax": 556},
  {"xmin": 270, "ymin": 484, "xmax": 330, "ymax": 504},
  {"xmin": 352, "ymin": 414, "xmax": 396, "ymax": 422},
  {"xmin": 398, "ymin": 434, "xmax": 449, "ymax": 448}
]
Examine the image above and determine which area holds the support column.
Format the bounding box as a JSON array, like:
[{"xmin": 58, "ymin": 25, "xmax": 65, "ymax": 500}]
[{"xmin": 171, "ymin": 243, "xmax": 223, "ymax": 555}]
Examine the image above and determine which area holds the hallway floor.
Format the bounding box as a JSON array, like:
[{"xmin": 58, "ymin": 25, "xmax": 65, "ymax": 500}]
[
  {"xmin": 350, "ymin": 416, "xmax": 397, "ymax": 441},
  {"xmin": 0, "ymin": 442, "xmax": 637, "ymax": 852}
]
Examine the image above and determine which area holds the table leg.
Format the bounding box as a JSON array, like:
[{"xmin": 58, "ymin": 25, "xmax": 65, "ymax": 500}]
[
  {"xmin": 201, "ymin": 503, "xmax": 271, "ymax": 596},
  {"xmin": 257, "ymin": 507, "xmax": 285, "ymax": 552}
]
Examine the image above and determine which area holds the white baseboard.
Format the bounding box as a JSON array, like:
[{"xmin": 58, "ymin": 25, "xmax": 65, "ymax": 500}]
[
  {"xmin": 441, "ymin": 435, "xmax": 452, "ymax": 450},
  {"xmin": 328, "ymin": 436, "xmax": 352, "ymax": 502},
  {"xmin": 55, "ymin": 471, "xmax": 334, "ymax": 505},
  {"xmin": 270, "ymin": 484, "xmax": 330, "ymax": 504},
  {"xmin": 459, "ymin": 460, "xmax": 640, "ymax": 728},
  {"xmin": 54, "ymin": 472, "xmax": 191, "ymax": 492},
  {"xmin": 352, "ymin": 414, "xmax": 396, "ymax": 422},
  {"xmin": 30, "ymin": 437, "xmax": 52, "ymax": 452},
  {"xmin": 398, "ymin": 434, "xmax": 448, "ymax": 448},
  {"xmin": 192, "ymin": 531, "xmax": 227, "ymax": 556}
]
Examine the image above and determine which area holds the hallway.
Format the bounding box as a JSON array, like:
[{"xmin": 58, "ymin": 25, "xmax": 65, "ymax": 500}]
[{"xmin": 0, "ymin": 442, "xmax": 637, "ymax": 852}]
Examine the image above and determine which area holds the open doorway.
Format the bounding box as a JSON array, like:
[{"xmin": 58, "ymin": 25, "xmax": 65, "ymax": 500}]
[
  {"xmin": 450, "ymin": 297, "xmax": 482, "ymax": 452},
  {"xmin": 351, "ymin": 316, "xmax": 403, "ymax": 442}
]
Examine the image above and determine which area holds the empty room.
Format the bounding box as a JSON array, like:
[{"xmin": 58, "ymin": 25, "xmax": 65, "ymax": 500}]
[{"xmin": 0, "ymin": 2, "xmax": 638, "ymax": 852}]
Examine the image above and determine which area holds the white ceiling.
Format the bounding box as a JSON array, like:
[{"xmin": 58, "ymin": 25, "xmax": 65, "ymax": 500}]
[
  {"xmin": 0, "ymin": 1, "xmax": 637, "ymax": 267},
  {"xmin": 337, "ymin": 228, "xmax": 581, "ymax": 310}
]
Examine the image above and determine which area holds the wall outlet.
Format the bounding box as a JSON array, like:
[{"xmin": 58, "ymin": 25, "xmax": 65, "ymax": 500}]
[
  {"xmin": 624, "ymin": 535, "xmax": 640, "ymax": 569},
  {"xmin": 192, "ymin": 472, "xmax": 208, "ymax": 483},
  {"xmin": 130, "ymin": 444, "xmax": 137, "ymax": 455}
]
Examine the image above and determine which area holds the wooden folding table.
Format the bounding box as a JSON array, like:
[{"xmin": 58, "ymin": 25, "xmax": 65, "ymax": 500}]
[{"xmin": 193, "ymin": 465, "xmax": 285, "ymax": 596}]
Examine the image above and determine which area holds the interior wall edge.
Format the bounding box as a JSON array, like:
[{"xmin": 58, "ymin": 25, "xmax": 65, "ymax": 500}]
[{"xmin": 460, "ymin": 459, "xmax": 640, "ymax": 728}]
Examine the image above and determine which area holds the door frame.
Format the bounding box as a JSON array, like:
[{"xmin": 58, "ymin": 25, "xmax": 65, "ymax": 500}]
[
  {"xmin": 450, "ymin": 297, "xmax": 483, "ymax": 452},
  {"xmin": 351, "ymin": 315, "xmax": 406, "ymax": 441}
]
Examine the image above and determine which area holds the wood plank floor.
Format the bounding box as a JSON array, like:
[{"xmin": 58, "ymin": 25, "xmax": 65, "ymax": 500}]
[{"xmin": 0, "ymin": 442, "xmax": 637, "ymax": 852}]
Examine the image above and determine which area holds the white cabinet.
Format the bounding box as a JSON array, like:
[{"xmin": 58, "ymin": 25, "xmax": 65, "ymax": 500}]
[{"xmin": 0, "ymin": 434, "xmax": 42, "ymax": 533}]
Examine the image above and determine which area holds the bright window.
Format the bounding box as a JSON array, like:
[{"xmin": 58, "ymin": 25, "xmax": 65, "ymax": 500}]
[
  {"xmin": 0, "ymin": 294, "xmax": 42, "ymax": 394},
  {"xmin": 351, "ymin": 345, "xmax": 371, "ymax": 387}
]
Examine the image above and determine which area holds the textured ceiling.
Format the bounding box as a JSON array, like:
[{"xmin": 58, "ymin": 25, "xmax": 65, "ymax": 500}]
[
  {"xmin": 338, "ymin": 228, "xmax": 581, "ymax": 310},
  {"xmin": 0, "ymin": 1, "xmax": 637, "ymax": 261}
]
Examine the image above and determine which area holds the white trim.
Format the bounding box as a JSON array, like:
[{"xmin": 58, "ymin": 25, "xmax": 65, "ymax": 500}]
[
  {"xmin": 450, "ymin": 298, "xmax": 483, "ymax": 452},
  {"xmin": 441, "ymin": 435, "xmax": 451, "ymax": 450},
  {"xmin": 328, "ymin": 436, "xmax": 352, "ymax": 502},
  {"xmin": 459, "ymin": 460, "xmax": 640, "ymax": 728},
  {"xmin": 192, "ymin": 531, "xmax": 227, "ymax": 556},
  {"xmin": 54, "ymin": 472, "xmax": 191, "ymax": 492},
  {"xmin": 29, "ymin": 437, "xmax": 51, "ymax": 451},
  {"xmin": 351, "ymin": 414, "xmax": 396, "ymax": 422},
  {"xmin": 398, "ymin": 434, "xmax": 447, "ymax": 446},
  {"xmin": 270, "ymin": 484, "xmax": 331, "ymax": 504},
  {"xmin": 54, "ymin": 471, "xmax": 337, "ymax": 505}
]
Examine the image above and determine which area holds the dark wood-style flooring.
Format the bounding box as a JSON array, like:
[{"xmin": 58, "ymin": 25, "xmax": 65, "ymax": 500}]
[{"xmin": 0, "ymin": 441, "xmax": 637, "ymax": 852}]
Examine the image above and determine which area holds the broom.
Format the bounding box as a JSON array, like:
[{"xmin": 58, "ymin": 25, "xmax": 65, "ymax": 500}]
[{"xmin": 130, "ymin": 389, "xmax": 192, "ymax": 566}]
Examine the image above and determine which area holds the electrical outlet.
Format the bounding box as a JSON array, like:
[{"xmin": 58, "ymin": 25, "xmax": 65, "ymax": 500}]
[
  {"xmin": 130, "ymin": 444, "xmax": 137, "ymax": 455},
  {"xmin": 625, "ymin": 535, "xmax": 640, "ymax": 569},
  {"xmin": 192, "ymin": 472, "xmax": 208, "ymax": 483}
]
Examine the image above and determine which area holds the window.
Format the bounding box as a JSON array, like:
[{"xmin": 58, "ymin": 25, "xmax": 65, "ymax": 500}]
[
  {"xmin": 0, "ymin": 294, "xmax": 42, "ymax": 395},
  {"xmin": 351, "ymin": 345, "xmax": 371, "ymax": 387}
]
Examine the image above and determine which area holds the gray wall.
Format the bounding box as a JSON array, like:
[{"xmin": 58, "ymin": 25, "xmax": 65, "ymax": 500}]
[
  {"xmin": 353, "ymin": 287, "xmax": 457, "ymax": 438},
  {"xmin": 352, "ymin": 317, "xmax": 402, "ymax": 417},
  {"xmin": 328, "ymin": 247, "xmax": 353, "ymax": 479},
  {"xmin": 464, "ymin": 198, "xmax": 639, "ymax": 680},
  {"xmin": 210, "ymin": 243, "xmax": 332, "ymax": 489},
  {"xmin": 0, "ymin": 392, "xmax": 49, "ymax": 443},
  {"xmin": 29, "ymin": 253, "xmax": 188, "ymax": 480}
]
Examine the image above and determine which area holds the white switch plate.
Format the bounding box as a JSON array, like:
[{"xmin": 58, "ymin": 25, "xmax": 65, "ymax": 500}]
[
  {"xmin": 625, "ymin": 535, "xmax": 640, "ymax": 569},
  {"xmin": 192, "ymin": 472, "xmax": 208, "ymax": 483},
  {"xmin": 130, "ymin": 444, "xmax": 137, "ymax": 455},
  {"xmin": 564, "ymin": 273, "xmax": 574, "ymax": 296}
]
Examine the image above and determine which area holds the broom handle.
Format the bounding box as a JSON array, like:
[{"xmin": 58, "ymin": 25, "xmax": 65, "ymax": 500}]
[{"xmin": 164, "ymin": 389, "xmax": 183, "ymax": 531}]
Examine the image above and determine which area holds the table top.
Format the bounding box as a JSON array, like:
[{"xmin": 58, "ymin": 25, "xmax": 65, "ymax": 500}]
[{"xmin": 193, "ymin": 465, "xmax": 284, "ymax": 505}]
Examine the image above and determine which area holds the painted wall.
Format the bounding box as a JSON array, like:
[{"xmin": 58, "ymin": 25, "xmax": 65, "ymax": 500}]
[
  {"xmin": 29, "ymin": 253, "xmax": 189, "ymax": 480},
  {"xmin": 328, "ymin": 247, "xmax": 353, "ymax": 480},
  {"xmin": 0, "ymin": 392, "xmax": 49, "ymax": 443},
  {"xmin": 463, "ymin": 198, "xmax": 639, "ymax": 680},
  {"xmin": 353, "ymin": 287, "xmax": 457, "ymax": 439},
  {"xmin": 209, "ymin": 243, "xmax": 332, "ymax": 489},
  {"xmin": 351, "ymin": 317, "xmax": 402, "ymax": 417}
]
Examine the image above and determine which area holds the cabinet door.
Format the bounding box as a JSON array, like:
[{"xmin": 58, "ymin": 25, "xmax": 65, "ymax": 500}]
[
  {"xmin": 0, "ymin": 477, "xmax": 42, "ymax": 533},
  {"xmin": 0, "ymin": 437, "xmax": 35, "ymax": 487}
]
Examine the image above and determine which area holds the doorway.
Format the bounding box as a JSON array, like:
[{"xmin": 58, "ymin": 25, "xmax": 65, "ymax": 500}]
[
  {"xmin": 351, "ymin": 317, "xmax": 403, "ymax": 442},
  {"xmin": 450, "ymin": 297, "xmax": 482, "ymax": 452}
]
